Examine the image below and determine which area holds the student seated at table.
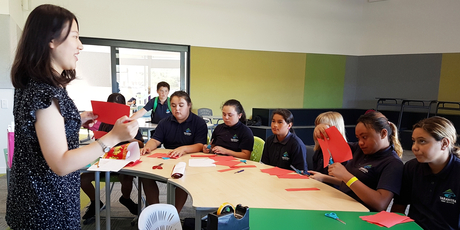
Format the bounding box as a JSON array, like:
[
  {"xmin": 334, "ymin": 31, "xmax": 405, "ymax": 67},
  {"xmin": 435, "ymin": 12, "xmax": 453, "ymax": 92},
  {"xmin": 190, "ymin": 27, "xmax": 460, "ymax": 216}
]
[
  {"xmin": 80, "ymin": 93, "xmax": 144, "ymax": 223},
  {"xmin": 140, "ymin": 90, "xmax": 207, "ymax": 212},
  {"xmin": 261, "ymin": 109, "xmax": 308, "ymax": 173},
  {"xmin": 391, "ymin": 116, "xmax": 460, "ymax": 229},
  {"xmin": 312, "ymin": 111, "xmax": 348, "ymax": 175},
  {"xmin": 131, "ymin": 81, "xmax": 172, "ymax": 123},
  {"xmin": 202, "ymin": 99, "xmax": 254, "ymax": 159},
  {"xmin": 309, "ymin": 111, "xmax": 403, "ymax": 211}
]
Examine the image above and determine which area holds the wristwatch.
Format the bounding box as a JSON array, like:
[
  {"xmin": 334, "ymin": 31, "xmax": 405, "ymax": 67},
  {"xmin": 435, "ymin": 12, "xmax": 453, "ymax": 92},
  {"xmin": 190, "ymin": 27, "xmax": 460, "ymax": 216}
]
[{"xmin": 96, "ymin": 139, "xmax": 111, "ymax": 153}]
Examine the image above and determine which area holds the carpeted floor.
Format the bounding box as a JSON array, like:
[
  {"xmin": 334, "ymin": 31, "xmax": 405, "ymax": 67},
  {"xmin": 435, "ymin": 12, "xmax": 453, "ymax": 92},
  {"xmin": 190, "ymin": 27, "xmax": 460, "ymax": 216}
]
[{"xmin": 0, "ymin": 174, "xmax": 196, "ymax": 230}]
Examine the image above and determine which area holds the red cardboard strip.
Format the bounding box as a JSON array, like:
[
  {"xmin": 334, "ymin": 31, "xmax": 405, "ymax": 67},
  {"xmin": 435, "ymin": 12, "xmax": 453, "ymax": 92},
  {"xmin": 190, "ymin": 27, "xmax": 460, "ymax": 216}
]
[
  {"xmin": 218, "ymin": 168, "xmax": 238, "ymax": 172},
  {"xmin": 230, "ymin": 165, "xmax": 257, "ymax": 168},
  {"xmin": 260, "ymin": 167, "xmax": 293, "ymax": 176},
  {"xmin": 214, "ymin": 161, "xmax": 241, "ymax": 167},
  {"xmin": 125, "ymin": 160, "xmax": 142, "ymax": 167},
  {"xmin": 214, "ymin": 156, "xmax": 237, "ymax": 161},
  {"xmin": 277, "ymin": 174, "xmax": 309, "ymax": 179},
  {"xmin": 91, "ymin": 100, "xmax": 130, "ymax": 125},
  {"xmin": 190, "ymin": 154, "xmax": 217, "ymax": 157},
  {"xmin": 359, "ymin": 211, "xmax": 414, "ymax": 228}
]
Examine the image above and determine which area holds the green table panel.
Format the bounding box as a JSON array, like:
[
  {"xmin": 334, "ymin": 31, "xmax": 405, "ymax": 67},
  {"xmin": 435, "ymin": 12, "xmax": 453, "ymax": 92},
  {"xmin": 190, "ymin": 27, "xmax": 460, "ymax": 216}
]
[{"xmin": 249, "ymin": 208, "xmax": 422, "ymax": 230}]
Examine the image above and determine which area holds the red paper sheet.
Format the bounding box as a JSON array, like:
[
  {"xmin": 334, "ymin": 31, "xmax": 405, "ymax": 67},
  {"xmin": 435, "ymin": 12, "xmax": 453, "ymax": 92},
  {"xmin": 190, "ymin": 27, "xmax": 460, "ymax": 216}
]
[
  {"xmin": 285, "ymin": 188, "xmax": 319, "ymax": 191},
  {"xmin": 93, "ymin": 130, "xmax": 107, "ymax": 139},
  {"xmin": 218, "ymin": 168, "xmax": 238, "ymax": 172},
  {"xmin": 147, "ymin": 153, "xmax": 170, "ymax": 158},
  {"xmin": 230, "ymin": 165, "xmax": 257, "ymax": 168},
  {"xmin": 318, "ymin": 126, "xmax": 352, "ymax": 168},
  {"xmin": 91, "ymin": 100, "xmax": 130, "ymax": 125},
  {"xmin": 190, "ymin": 154, "xmax": 217, "ymax": 157},
  {"xmin": 277, "ymin": 174, "xmax": 309, "ymax": 179},
  {"xmin": 260, "ymin": 167, "xmax": 293, "ymax": 176},
  {"xmin": 125, "ymin": 160, "xmax": 142, "ymax": 167},
  {"xmin": 359, "ymin": 211, "xmax": 414, "ymax": 228},
  {"xmin": 213, "ymin": 156, "xmax": 236, "ymax": 161},
  {"xmin": 214, "ymin": 161, "xmax": 241, "ymax": 167}
]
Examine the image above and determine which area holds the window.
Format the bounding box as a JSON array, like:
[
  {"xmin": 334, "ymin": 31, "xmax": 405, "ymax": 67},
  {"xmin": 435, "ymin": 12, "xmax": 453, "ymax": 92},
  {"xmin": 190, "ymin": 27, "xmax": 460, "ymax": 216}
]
[{"xmin": 68, "ymin": 38, "xmax": 189, "ymax": 111}]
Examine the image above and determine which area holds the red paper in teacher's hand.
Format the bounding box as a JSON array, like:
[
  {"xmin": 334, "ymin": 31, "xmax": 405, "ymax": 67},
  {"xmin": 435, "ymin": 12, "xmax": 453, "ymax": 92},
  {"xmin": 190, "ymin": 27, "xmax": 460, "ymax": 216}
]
[{"xmin": 91, "ymin": 100, "xmax": 130, "ymax": 125}]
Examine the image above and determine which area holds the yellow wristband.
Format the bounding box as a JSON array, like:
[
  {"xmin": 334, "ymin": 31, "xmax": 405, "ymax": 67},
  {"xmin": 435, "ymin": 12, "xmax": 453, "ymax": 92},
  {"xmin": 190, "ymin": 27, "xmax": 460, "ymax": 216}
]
[{"xmin": 346, "ymin": 176, "xmax": 358, "ymax": 187}]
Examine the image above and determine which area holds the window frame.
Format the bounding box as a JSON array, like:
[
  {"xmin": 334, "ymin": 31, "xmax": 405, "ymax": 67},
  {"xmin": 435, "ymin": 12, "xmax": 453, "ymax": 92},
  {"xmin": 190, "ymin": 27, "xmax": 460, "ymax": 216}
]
[{"xmin": 79, "ymin": 37, "xmax": 190, "ymax": 93}]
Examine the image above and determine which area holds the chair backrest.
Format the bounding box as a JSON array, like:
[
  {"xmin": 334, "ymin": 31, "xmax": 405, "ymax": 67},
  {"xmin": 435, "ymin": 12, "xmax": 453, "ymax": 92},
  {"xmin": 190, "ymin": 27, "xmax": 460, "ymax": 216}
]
[
  {"xmin": 138, "ymin": 204, "xmax": 182, "ymax": 230},
  {"xmin": 250, "ymin": 136, "xmax": 265, "ymax": 162},
  {"xmin": 197, "ymin": 108, "xmax": 213, "ymax": 117},
  {"xmin": 305, "ymin": 145, "xmax": 315, "ymax": 171}
]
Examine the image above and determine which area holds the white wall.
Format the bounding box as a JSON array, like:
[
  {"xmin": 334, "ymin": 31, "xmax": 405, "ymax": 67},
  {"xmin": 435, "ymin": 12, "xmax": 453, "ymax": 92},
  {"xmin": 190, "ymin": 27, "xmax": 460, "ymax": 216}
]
[
  {"xmin": 28, "ymin": 0, "xmax": 364, "ymax": 55},
  {"xmin": 24, "ymin": 0, "xmax": 460, "ymax": 56},
  {"xmin": 360, "ymin": 0, "xmax": 460, "ymax": 55}
]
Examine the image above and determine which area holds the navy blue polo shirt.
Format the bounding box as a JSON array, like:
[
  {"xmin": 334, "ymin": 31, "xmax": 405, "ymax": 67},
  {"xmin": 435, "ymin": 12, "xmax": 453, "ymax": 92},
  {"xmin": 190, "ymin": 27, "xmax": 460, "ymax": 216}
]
[
  {"xmin": 152, "ymin": 112, "xmax": 207, "ymax": 149},
  {"xmin": 394, "ymin": 154, "xmax": 460, "ymax": 230},
  {"xmin": 211, "ymin": 121, "xmax": 254, "ymax": 152},
  {"xmin": 261, "ymin": 132, "xmax": 308, "ymax": 172},
  {"xmin": 143, "ymin": 97, "xmax": 172, "ymax": 123},
  {"xmin": 338, "ymin": 143, "xmax": 403, "ymax": 211}
]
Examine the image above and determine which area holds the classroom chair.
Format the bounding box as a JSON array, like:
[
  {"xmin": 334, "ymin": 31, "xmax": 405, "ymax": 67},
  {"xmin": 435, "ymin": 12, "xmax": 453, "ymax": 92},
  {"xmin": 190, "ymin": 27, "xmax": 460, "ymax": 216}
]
[
  {"xmin": 197, "ymin": 108, "xmax": 213, "ymax": 117},
  {"xmin": 138, "ymin": 203, "xmax": 182, "ymax": 230},
  {"xmin": 305, "ymin": 145, "xmax": 315, "ymax": 171},
  {"xmin": 250, "ymin": 136, "xmax": 265, "ymax": 162}
]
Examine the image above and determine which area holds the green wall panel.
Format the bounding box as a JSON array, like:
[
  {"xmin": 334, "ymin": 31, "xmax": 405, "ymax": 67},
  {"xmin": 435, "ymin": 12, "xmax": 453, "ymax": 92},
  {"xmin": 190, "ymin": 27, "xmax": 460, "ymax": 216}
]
[{"xmin": 303, "ymin": 54, "xmax": 346, "ymax": 108}]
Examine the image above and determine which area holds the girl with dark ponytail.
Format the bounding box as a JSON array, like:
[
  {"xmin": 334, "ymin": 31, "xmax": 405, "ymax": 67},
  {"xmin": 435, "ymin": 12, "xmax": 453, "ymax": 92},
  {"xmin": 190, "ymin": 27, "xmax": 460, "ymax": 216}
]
[
  {"xmin": 203, "ymin": 99, "xmax": 254, "ymax": 159},
  {"xmin": 310, "ymin": 111, "xmax": 404, "ymax": 212},
  {"xmin": 392, "ymin": 116, "xmax": 460, "ymax": 230}
]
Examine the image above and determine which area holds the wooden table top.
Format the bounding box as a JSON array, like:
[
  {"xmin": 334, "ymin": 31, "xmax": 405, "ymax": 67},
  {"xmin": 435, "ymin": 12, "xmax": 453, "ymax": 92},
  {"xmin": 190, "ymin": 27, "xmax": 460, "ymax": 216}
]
[{"xmin": 121, "ymin": 149, "xmax": 369, "ymax": 213}]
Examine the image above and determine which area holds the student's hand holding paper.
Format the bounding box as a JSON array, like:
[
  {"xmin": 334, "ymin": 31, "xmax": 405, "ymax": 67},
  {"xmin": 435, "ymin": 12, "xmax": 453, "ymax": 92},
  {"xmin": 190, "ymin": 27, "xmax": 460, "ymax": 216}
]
[
  {"xmin": 314, "ymin": 124, "xmax": 330, "ymax": 140},
  {"xmin": 169, "ymin": 146, "xmax": 187, "ymax": 158},
  {"xmin": 328, "ymin": 162, "xmax": 353, "ymax": 182}
]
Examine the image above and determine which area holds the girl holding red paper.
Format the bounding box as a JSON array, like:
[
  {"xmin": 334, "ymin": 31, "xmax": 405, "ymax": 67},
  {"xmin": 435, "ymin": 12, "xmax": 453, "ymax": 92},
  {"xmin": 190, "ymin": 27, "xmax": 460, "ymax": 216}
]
[
  {"xmin": 311, "ymin": 111, "xmax": 348, "ymax": 175},
  {"xmin": 392, "ymin": 116, "xmax": 460, "ymax": 230},
  {"xmin": 310, "ymin": 111, "xmax": 403, "ymax": 212}
]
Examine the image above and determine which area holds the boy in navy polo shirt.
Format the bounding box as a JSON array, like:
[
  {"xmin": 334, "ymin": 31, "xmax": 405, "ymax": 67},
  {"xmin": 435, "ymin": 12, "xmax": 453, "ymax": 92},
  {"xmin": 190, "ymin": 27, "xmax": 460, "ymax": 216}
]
[
  {"xmin": 392, "ymin": 116, "xmax": 460, "ymax": 229},
  {"xmin": 131, "ymin": 81, "xmax": 172, "ymax": 123},
  {"xmin": 203, "ymin": 99, "xmax": 254, "ymax": 159},
  {"xmin": 139, "ymin": 91, "xmax": 207, "ymax": 213}
]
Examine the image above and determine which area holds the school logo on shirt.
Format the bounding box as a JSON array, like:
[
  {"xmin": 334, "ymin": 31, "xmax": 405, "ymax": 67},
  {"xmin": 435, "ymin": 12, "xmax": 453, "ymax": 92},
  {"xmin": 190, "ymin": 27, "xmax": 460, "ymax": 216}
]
[
  {"xmin": 166, "ymin": 109, "xmax": 171, "ymax": 114},
  {"xmin": 358, "ymin": 165, "xmax": 372, "ymax": 174},
  {"xmin": 184, "ymin": 128, "xmax": 192, "ymax": 136},
  {"xmin": 440, "ymin": 189, "xmax": 457, "ymax": 204},
  {"xmin": 231, "ymin": 134, "xmax": 239, "ymax": 142},
  {"xmin": 282, "ymin": 152, "xmax": 290, "ymax": 161}
]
